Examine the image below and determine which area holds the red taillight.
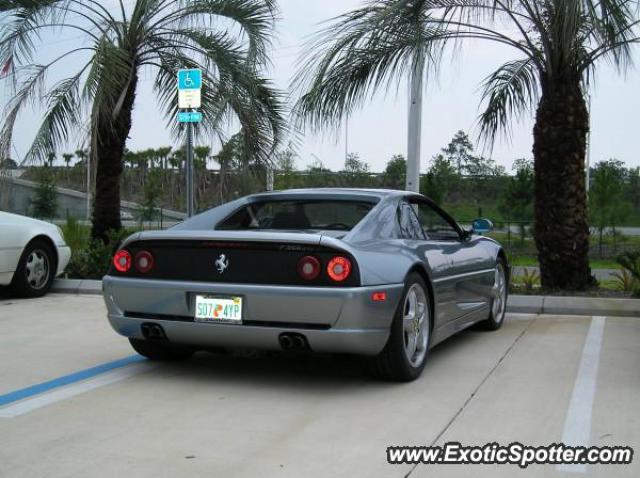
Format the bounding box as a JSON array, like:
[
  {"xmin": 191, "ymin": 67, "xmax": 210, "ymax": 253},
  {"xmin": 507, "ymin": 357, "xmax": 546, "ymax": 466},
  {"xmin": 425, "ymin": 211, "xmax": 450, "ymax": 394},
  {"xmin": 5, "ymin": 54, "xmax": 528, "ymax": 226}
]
[
  {"xmin": 371, "ymin": 291, "xmax": 387, "ymax": 302},
  {"xmin": 134, "ymin": 250, "xmax": 154, "ymax": 273},
  {"xmin": 113, "ymin": 250, "xmax": 131, "ymax": 273},
  {"xmin": 297, "ymin": 255, "xmax": 320, "ymax": 280},
  {"xmin": 327, "ymin": 256, "xmax": 352, "ymax": 282}
]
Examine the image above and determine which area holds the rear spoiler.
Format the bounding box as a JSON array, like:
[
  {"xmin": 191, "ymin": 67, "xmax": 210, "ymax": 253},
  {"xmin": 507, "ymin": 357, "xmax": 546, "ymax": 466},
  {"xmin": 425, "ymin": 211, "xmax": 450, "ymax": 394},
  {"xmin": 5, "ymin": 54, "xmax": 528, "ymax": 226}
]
[
  {"xmin": 122, "ymin": 230, "xmax": 358, "ymax": 258},
  {"xmin": 126, "ymin": 230, "xmax": 325, "ymax": 247}
]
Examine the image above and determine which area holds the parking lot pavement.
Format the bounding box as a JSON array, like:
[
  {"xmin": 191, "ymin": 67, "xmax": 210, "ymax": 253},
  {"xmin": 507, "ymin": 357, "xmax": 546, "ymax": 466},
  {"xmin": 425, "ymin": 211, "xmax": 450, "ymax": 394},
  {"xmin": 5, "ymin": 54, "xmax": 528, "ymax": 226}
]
[{"xmin": 0, "ymin": 295, "xmax": 638, "ymax": 478}]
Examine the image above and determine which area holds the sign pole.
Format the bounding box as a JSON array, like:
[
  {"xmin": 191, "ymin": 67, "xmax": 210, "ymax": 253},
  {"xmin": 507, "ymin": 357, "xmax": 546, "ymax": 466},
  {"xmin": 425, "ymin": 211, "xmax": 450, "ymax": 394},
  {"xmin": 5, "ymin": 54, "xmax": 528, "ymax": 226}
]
[
  {"xmin": 176, "ymin": 68, "xmax": 202, "ymax": 217},
  {"xmin": 186, "ymin": 116, "xmax": 194, "ymax": 217}
]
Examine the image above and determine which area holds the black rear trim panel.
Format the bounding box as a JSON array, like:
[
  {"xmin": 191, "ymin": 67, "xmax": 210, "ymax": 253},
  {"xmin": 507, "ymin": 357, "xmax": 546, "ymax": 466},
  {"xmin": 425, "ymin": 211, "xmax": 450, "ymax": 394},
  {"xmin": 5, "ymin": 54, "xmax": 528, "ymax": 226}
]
[{"xmin": 107, "ymin": 240, "xmax": 360, "ymax": 287}]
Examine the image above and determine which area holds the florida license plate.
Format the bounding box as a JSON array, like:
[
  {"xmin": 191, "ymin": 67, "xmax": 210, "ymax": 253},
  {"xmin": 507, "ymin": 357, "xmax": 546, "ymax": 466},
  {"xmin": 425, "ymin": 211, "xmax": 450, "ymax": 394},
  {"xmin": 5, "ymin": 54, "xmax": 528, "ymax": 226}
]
[{"xmin": 194, "ymin": 295, "xmax": 243, "ymax": 323}]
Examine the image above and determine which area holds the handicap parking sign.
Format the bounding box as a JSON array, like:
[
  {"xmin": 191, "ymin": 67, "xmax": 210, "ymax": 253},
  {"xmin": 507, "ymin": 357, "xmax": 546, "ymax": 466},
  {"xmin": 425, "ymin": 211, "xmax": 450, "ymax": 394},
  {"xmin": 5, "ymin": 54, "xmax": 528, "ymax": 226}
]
[{"xmin": 177, "ymin": 69, "xmax": 202, "ymax": 90}]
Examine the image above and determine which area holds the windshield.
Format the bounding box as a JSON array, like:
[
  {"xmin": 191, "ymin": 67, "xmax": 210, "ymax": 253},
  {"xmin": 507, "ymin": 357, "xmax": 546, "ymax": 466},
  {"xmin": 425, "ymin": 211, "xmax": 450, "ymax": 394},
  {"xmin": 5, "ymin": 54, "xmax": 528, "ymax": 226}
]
[{"xmin": 216, "ymin": 200, "xmax": 375, "ymax": 231}]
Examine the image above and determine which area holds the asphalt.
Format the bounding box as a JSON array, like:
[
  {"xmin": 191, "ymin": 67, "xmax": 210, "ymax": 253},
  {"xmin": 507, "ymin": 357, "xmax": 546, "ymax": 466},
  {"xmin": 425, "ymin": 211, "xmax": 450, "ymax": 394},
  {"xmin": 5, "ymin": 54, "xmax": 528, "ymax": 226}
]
[{"xmin": 0, "ymin": 294, "xmax": 638, "ymax": 477}]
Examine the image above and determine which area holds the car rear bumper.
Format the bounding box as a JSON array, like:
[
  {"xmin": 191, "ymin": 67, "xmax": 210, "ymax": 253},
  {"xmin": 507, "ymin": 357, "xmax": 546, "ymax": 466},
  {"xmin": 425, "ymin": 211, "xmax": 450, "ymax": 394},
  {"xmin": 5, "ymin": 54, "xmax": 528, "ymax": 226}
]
[{"xmin": 102, "ymin": 276, "xmax": 404, "ymax": 355}]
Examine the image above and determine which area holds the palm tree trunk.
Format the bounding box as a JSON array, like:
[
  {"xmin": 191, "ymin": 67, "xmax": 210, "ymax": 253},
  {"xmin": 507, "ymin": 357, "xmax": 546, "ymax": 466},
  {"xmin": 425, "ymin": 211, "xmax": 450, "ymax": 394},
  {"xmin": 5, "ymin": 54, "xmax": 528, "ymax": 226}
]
[
  {"xmin": 532, "ymin": 76, "xmax": 592, "ymax": 289},
  {"xmin": 91, "ymin": 73, "xmax": 139, "ymax": 242}
]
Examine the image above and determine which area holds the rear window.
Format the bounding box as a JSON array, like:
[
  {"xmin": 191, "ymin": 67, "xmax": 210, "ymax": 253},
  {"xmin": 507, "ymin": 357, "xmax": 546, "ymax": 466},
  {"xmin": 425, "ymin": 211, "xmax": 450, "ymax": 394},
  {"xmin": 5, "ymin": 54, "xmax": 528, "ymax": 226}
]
[{"xmin": 217, "ymin": 200, "xmax": 375, "ymax": 231}]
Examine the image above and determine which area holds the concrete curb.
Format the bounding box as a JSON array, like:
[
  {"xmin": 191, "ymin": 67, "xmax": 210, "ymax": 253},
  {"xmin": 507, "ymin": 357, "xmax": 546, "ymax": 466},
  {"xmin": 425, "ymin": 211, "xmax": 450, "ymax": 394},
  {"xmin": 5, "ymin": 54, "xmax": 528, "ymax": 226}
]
[
  {"xmin": 506, "ymin": 294, "xmax": 640, "ymax": 317},
  {"xmin": 51, "ymin": 279, "xmax": 640, "ymax": 317},
  {"xmin": 52, "ymin": 279, "xmax": 103, "ymax": 295}
]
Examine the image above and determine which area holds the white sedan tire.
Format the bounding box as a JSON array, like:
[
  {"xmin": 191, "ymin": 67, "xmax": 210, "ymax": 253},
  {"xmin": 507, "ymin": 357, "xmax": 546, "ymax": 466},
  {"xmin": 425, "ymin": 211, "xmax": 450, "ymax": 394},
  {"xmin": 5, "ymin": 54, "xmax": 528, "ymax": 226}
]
[{"xmin": 11, "ymin": 239, "xmax": 56, "ymax": 298}]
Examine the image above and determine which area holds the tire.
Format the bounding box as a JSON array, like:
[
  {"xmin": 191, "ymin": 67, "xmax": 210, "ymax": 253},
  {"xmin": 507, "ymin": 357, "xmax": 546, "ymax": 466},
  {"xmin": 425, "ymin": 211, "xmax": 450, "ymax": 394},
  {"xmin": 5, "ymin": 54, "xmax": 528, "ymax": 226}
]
[
  {"xmin": 10, "ymin": 239, "xmax": 56, "ymax": 298},
  {"xmin": 129, "ymin": 338, "xmax": 194, "ymax": 361},
  {"xmin": 479, "ymin": 258, "xmax": 509, "ymax": 331},
  {"xmin": 373, "ymin": 272, "xmax": 431, "ymax": 382}
]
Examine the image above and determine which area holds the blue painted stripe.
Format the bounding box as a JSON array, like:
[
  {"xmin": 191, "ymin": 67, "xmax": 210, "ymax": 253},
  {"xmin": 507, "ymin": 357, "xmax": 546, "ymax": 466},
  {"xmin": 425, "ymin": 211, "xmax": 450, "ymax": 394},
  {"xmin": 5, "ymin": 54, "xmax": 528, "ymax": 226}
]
[{"xmin": 0, "ymin": 355, "xmax": 145, "ymax": 407}]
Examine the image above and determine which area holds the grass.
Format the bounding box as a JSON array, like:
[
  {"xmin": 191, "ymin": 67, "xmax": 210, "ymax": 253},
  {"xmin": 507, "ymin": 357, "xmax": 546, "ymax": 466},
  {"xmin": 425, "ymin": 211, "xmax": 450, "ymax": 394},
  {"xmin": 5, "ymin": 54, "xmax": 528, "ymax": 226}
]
[{"xmin": 508, "ymin": 256, "xmax": 620, "ymax": 269}]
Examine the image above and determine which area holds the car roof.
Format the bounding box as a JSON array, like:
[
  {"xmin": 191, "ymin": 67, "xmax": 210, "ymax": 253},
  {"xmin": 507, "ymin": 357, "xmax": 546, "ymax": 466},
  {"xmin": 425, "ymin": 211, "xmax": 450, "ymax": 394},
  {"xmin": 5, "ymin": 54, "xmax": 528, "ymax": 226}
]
[{"xmin": 248, "ymin": 188, "xmax": 414, "ymax": 200}]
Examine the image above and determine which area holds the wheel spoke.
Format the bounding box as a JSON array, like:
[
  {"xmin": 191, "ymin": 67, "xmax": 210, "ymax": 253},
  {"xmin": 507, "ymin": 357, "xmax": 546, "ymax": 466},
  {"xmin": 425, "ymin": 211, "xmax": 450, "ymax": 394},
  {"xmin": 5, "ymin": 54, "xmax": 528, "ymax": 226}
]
[
  {"xmin": 405, "ymin": 333, "xmax": 417, "ymax": 359},
  {"xmin": 402, "ymin": 283, "xmax": 430, "ymax": 367},
  {"xmin": 403, "ymin": 316, "xmax": 415, "ymax": 332},
  {"xmin": 491, "ymin": 264, "xmax": 506, "ymax": 320},
  {"xmin": 24, "ymin": 249, "xmax": 49, "ymax": 289}
]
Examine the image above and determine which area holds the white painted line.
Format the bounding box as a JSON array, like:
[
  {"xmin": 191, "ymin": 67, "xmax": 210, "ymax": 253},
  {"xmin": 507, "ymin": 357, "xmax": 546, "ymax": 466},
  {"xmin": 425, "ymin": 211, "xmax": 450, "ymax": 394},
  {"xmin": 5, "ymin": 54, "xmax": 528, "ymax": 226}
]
[
  {"xmin": 0, "ymin": 362, "xmax": 154, "ymax": 418},
  {"xmin": 557, "ymin": 316, "xmax": 606, "ymax": 474}
]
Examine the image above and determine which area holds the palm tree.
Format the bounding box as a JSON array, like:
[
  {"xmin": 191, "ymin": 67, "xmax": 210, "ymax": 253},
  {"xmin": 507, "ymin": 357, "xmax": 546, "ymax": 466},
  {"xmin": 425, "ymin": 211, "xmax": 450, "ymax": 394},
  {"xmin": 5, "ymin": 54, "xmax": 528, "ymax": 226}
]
[
  {"xmin": 0, "ymin": 0, "xmax": 286, "ymax": 241},
  {"xmin": 62, "ymin": 153, "xmax": 73, "ymax": 168},
  {"xmin": 295, "ymin": 0, "xmax": 639, "ymax": 290}
]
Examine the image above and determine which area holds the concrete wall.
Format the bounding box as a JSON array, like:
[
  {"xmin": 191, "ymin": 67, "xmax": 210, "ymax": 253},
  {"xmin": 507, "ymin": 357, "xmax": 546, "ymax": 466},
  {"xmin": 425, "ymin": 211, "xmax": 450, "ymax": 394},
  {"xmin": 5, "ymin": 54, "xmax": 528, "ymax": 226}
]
[{"xmin": 0, "ymin": 175, "xmax": 186, "ymax": 223}]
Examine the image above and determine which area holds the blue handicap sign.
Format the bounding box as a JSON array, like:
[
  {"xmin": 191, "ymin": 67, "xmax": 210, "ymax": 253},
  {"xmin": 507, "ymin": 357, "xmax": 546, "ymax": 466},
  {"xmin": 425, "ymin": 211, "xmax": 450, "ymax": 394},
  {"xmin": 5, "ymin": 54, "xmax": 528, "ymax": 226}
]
[
  {"xmin": 177, "ymin": 111, "xmax": 203, "ymax": 123},
  {"xmin": 177, "ymin": 69, "xmax": 202, "ymax": 90}
]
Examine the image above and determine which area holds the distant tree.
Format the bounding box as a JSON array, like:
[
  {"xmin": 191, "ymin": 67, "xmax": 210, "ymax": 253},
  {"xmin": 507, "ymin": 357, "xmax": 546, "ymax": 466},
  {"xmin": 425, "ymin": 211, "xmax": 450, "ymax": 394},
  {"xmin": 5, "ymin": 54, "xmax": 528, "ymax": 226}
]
[
  {"xmin": 156, "ymin": 147, "xmax": 173, "ymax": 171},
  {"xmin": 122, "ymin": 149, "xmax": 136, "ymax": 169},
  {"xmin": 0, "ymin": 158, "xmax": 17, "ymax": 169},
  {"xmin": 422, "ymin": 154, "xmax": 457, "ymax": 204},
  {"xmin": 46, "ymin": 152, "xmax": 56, "ymax": 167},
  {"xmin": 590, "ymin": 160, "xmax": 630, "ymax": 257},
  {"xmin": 62, "ymin": 153, "xmax": 73, "ymax": 168},
  {"xmin": 626, "ymin": 167, "xmax": 640, "ymax": 211},
  {"xmin": 383, "ymin": 154, "xmax": 406, "ymax": 189},
  {"xmin": 213, "ymin": 134, "xmax": 243, "ymax": 203},
  {"xmin": 442, "ymin": 130, "xmax": 474, "ymax": 175},
  {"xmin": 499, "ymin": 159, "xmax": 534, "ymax": 244},
  {"xmin": 192, "ymin": 145, "xmax": 211, "ymax": 211},
  {"xmin": 74, "ymin": 149, "xmax": 88, "ymax": 165},
  {"xmin": 342, "ymin": 153, "xmax": 370, "ymax": 187},
  {"xmin": 194, "ymin": 146, "xmax": 211, "ymax": 171},
  {"xmin": 274, "ymin": 143, "xmax": 298, "ymax": 190},
  {"xmin": 465, "ymin": 155, "xmax": 505, "ymax": 177},
  {"xmin": 306, "ymin": 159, "xmax": 333, "ymax": 188},
  {"xmin": 30, "ymin": 166, "xmax": 58, "ymax": 219},
  {"xmin": 138, "ymin": 169, "xmax": 162, "ymax": 222},
  {"xmin": 169, "ymin": 148, "xmax": 185, "ymax": 171}
]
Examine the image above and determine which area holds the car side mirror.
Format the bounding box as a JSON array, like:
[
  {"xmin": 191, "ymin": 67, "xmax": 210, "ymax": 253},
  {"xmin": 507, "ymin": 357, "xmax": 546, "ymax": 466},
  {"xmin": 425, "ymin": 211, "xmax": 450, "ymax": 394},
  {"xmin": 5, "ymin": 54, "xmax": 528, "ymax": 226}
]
[{"xmin": 472, "ymin": 218, "xmax": 494, "ymax": 235}]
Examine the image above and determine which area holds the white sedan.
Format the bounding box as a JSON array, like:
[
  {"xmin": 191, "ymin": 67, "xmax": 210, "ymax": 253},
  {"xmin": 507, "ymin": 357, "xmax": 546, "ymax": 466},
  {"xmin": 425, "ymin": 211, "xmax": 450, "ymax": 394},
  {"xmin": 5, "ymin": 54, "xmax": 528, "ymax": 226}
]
[{"xmin": 0, "ymin": 211, "xmax": 71, "ymax": 297}]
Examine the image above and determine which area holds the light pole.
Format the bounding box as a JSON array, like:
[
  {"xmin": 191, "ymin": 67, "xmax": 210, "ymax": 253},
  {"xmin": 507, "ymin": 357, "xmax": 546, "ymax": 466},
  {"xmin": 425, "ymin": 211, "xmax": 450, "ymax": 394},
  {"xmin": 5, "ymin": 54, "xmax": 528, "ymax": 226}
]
[
  {"xmin": 585, "ymin": 94, "xmax": 592, "ymax": 194},
  {"xmin": 406, "ymin": 54, "xmax": 425, "ymax": 193}
]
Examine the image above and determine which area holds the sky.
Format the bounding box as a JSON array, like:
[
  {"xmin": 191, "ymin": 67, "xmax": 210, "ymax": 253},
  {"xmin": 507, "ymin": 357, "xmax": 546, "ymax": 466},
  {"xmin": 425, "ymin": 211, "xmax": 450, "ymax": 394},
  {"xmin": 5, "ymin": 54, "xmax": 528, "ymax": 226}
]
[{"xmin": 3, "ymin": 0, "xmax": 640, "ymax": 173}]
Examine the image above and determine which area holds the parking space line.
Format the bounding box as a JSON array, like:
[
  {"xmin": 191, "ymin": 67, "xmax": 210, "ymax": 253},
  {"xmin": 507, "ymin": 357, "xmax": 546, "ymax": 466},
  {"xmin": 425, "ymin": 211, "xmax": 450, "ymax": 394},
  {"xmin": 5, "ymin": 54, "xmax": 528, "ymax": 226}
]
[
  {"xmin": 0, "ymin": 355, "xmax": 150, "ymax": 417},
  {"xmin": 0, "ymin": 361, "xmax": 155, "ymax": 418},
  {"xmin": 557, "ymin": 316, "xmax": 606, "ymax": 474}
]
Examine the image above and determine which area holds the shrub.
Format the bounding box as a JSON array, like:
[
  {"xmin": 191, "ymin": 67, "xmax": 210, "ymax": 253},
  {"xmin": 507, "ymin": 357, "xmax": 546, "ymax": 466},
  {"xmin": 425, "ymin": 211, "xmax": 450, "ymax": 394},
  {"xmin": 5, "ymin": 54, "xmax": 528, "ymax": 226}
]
[
  {"xmin": 521, "ymin": 267, "xmax": 540, "ymax": 293},
  {"xmin": 65, "ymin": 229, "xmax": 134, "ymax": 279},
  {"xmin": 610, "ymin": 268, "xmax": 636, "ymax": 293},
  {"xmin": 616, "ymin": 251, "xmax": 640, "ymax": 297},
  {"xmin": 30, "ymin": 166, "xmax": 58, "ymax": 219}
]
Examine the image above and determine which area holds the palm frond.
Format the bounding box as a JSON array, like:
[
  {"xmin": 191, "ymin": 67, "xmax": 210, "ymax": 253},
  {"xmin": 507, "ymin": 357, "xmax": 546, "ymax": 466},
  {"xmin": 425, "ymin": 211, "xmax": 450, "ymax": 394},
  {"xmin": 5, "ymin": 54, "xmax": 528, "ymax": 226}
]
[
  {"xmin": 0, "ymin": 0, "xmax": 61, "ymax": 81},
  {"xmin": 152, "ymin": 0, "xmax": 277, "ymax": 66},
  {"xmin": 24, "ymin": 70, "xmax": 88, "ymax": 163},
  {"xmin": 294, "ymin": 0, "xmax": 449, "ymax": 132},
  {"xmin": 477, "ymin": 57, "xmax": 539, "ymax": 145},
  {"xmin": 0, "ymin": 63, "xmax": 48, "ymax": 159}
]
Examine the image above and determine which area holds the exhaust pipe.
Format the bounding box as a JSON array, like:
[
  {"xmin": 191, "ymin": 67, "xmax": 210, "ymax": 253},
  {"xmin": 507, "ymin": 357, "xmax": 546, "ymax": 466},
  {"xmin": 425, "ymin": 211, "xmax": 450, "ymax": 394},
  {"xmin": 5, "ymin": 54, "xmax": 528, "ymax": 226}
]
[
  {"xmin": 292, "ymin": 335, "xmax": 306, "ymax": 350},
  {"xmin": 141, "ymin": 323, "xmax": 167, "ymax": 340},
  {"xmin": 279, "ymin": 334, "xmax": 294, "ymax": 350},
  {"xmin": 279, "ymin": 333, "xmax": 309, "ymax": 351}
]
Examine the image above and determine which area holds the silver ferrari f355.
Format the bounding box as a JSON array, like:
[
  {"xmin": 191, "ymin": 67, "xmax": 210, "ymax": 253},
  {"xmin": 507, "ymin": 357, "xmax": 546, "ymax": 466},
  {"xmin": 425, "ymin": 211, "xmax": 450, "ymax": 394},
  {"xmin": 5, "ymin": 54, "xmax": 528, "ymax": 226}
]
[{"xmin": 103, "ymin": 188, "xmax": 509, "ymax": 381}]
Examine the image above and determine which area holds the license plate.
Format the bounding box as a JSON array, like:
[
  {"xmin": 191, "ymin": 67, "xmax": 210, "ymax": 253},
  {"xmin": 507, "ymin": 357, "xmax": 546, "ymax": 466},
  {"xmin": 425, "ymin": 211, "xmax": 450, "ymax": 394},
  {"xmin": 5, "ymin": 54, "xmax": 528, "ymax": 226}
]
[{"xmin": 194, "ymin": 295, "xmax": 243, "ymax": 323}]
